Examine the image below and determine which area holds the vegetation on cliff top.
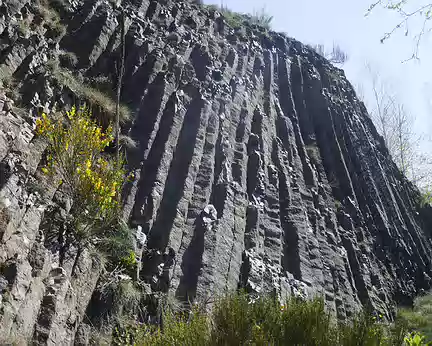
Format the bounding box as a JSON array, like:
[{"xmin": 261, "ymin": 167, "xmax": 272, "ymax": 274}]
[{"xmin": 203, "ymin": 3, "xmax": 273, "ymax": 30}]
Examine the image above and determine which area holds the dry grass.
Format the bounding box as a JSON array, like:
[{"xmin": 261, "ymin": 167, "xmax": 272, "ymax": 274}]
[
  {"xmin": 51, "ymin": 68, "xmax": 132, "ymax": 123},
  {"xmin": 306, "ymin": 143, "xmax": 321, "ymax": 164},
  {"xmin": 0, "ymin": 72, "xmax": 21, "ymax": 102},
  {"xmin": 59, "ymin": 51, "xmax": 78, "ymax": 68},
  {"xmin": 35, "ymin": 0, "xmax": 66, "ymax": 40},
  {"xmin": 0, "ymin": 72, "xmax": 13, "ymax": 89}
]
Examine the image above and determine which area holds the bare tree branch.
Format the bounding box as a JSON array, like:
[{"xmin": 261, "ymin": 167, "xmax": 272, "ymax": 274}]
[
  {"xmin": 367, "ymin": 1, "xmax": 432, "ymax": 60},
  {"xmin": 363, "ymin": 63, "xmax": 432, "ymax": 186}
]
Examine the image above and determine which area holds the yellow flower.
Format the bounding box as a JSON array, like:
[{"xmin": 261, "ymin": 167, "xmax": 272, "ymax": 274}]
[
  {"xmin": 95, "ymin": 178, "xmax": 103, "ymax": 191},
  {"xmin": 34, "ymin": 105, "xmax": 124, "ymax": 226},
  {"xmin": 67, "ymin": 106, "xmax": 76, "ymax": 119},
  {"xmin": 35, "ymin": 118, "xmax": 45, "ymax": 135}
]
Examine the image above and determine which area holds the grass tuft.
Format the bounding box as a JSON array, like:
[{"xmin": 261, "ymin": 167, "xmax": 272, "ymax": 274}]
[
  {"xmin": 51, "ymin": 68, "xmax": 132, "ymax": 123},
  {"xmin": 36, "ymin": 0, "xmax": 66, "ymax": 41},
  {"xmin": 59, "ymin": 51, "xmax": 78, "ymax": 68}
]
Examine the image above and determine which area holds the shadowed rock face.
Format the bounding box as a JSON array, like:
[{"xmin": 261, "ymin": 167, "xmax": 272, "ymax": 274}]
[{"xmin": 1, "ymin": 0, "xmax": 432, "ymax": 343}]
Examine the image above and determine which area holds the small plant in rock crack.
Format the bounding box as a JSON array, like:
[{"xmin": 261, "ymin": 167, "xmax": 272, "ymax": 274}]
[
  {"xmin": 26, "ymin": 177, "xmax": 49, "ymax": 203},
  {"xmin": 36, "ymin": 0, "xmax": 66, "ymax": 41},
  {"xmin": 97, "ymin": 220, "xmax": 138, "ymax": 277},
  {"xmin": 35, "ymin": 106, "xmax": 125, "ymax": 249}
]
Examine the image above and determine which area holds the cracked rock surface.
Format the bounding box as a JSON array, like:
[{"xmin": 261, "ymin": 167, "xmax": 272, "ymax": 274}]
[{"xmin": 1, "ymin": 0, "xmax": 432, "ymax": 343}]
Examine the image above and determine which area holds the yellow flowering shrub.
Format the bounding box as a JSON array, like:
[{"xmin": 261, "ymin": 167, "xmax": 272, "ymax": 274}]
[{"xmin": 36, "ymin": 106, "xmax": 125, "ymax": 242}]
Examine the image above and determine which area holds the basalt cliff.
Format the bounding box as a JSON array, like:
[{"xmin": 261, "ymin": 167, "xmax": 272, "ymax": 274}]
[{"xmin": 1, "ymin": 0, "xmax": 432, "ymax": 344}]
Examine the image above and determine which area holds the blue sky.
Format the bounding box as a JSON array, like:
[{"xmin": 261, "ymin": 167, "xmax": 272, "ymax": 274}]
[{"xmin": 204, "ymin": 0, "xmax": 432, "ymax": 143}]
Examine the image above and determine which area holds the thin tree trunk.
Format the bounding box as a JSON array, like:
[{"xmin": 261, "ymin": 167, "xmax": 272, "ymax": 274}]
[
  {"xmin": 115, "ymin": 9, "xmax": 126, "ymax": 208},
  {"xmin": 116, "ymin": 10, "xmax": 126, "ymax": 166}
]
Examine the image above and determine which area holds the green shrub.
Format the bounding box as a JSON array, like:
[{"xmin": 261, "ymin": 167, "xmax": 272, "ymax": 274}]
[
  {"xmin": 420, "ymin": 189, "xmax": 432, "ymax": 207},
  {"xmin": 97, "ymin": 220, "xmax": 137, "ymax": 277},
  {"xmin": 0, "ymin": 74, "xmax": 21, "ymax": 101},
  {"xmin": 250, "ymin": 8, "xmax": 273, "ymax": 30},
  {"xmin": 0, "ymin": 72, "xmax": 12, "ymax": 88},
  {"xmin": 212, "ymin": 292, "xmax": 254, "ymax": 344},
  {"xmin": 277, "ymin": 298, "xmax": 336, "ymax": 345},
  {"xmin": 205, "ymin": 5, "xmax": 273, "ymax": 30},
  {"xmin": 114, "ymin": 280, "xmax": 142, "ymax": 317},
  {"xmin": 136, "ymin": 307, "xmax": 210, "ymax": 346},
  {"xmin": 35, "ymin": 106, "xmax": 125, "ymax": 245},
  {"xmin": 16, "ymin": 18, "xmax": 31, "ymax": 37},
  {"xmin": 98, "ymin": 221, "xmax": 134, "ymax": 261},
  {"xmin": 405, "ymin": 331, "xmax": 430, "ymax": 346},
  {"xmin": 221, "ymin": 8, "xmax": 245, "ymax": 29},
  {"xmin": 211, "ymin": 293, "xmax": 338, "ymax": 345},
  {"xmin": 127, "ymin": 291, "xmax": 432, "ymax": 345},
  {"xmin": 398, "ymin": 293, "xmax": 432, "ymax": 340},
  {"xmin": 338, "ymin": 310, "xmax": 388, "ymax": 346}
]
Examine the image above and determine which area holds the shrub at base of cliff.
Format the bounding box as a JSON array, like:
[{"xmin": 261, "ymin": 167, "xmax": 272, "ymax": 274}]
[
  {"xmin": 111, "ymin": 291, "xmax": 431, "ymax": 346},
  {"xmin": 210, "ymin": 293, "xmax": 337, "ymax": 345},
  {"xmin": 35, "ymin": 105, "xmax": 147, "ymax": 340},
  {"xmin": 112, "ymin": 305, "xmax": 209, "ymax": 346},
  {"xmin": 398, "ymin": 293, "xmax": 432, "ymax": 341}
]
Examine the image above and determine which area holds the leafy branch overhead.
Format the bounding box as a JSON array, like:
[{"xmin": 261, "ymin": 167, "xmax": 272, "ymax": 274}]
[{"xmin": 366, "ymin": 1, "xmax": 432, "ymax": 59}]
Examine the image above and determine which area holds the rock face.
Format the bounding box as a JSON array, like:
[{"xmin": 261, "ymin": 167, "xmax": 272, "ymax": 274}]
[{"xmin": 1, "ymin": 0, "xmax": 432, "ymax": 343}]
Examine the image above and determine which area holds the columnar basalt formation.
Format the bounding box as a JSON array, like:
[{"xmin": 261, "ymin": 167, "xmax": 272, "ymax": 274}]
[{"xmin": 0, "ymin": 0, "xmax": 432, "ymax": 343}]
